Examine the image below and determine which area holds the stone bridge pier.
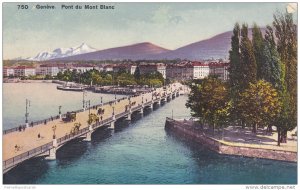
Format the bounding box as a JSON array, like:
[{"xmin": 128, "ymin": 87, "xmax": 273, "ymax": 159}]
[
  {"xmin": 46, "ymin": 139, "xmax": 57, "ymax": 160},
  {"xmin": 84, "ymin": 125, "xmax": 93, "ymax": 142}
]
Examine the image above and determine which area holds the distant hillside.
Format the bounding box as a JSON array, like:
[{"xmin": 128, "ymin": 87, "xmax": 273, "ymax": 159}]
[
  {"xmin": 154, "ymin": 31, "xmax": 232, "ymax": 60},
  {"xmin": 36, "ymin": 29, "xmax": 267, "ymax": 62},
  {"xmin": 54, "ymin": 42, "xmax": 170, "ymax": 61}
]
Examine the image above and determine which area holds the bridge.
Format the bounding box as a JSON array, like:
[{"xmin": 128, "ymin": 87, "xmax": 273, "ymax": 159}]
[{"xmin": 3, "ymin": 83, "xmax": 186, "ymax": 174}]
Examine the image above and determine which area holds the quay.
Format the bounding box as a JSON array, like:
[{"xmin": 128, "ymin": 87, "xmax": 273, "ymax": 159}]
[
  {"xmin": 2, "ymin": 83, "xmax": 186, "ymax": 174},
  {"xmin": 165, "ymin": 118, "xmax": 297, "ymax": 162}
]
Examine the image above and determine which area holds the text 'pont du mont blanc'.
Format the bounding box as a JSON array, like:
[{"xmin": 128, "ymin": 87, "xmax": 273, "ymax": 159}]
[{"xmin": 34, "ymin": 4, "xmax": 115, "ymax": 10}]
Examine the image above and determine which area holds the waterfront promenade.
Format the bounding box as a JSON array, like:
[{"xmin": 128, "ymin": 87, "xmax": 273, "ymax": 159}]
[
  {"xmin": 165, "ymin": 118, "xmax": 297, "ymax": 162},
  {"xmin": 3, "ymin": 83, "xmax": 184, "ymax": 173}
]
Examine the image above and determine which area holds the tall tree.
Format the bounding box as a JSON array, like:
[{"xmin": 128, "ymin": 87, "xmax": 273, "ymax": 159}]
[
  {"xmin": 228, "ymin": 23, "xmax": 241, "ymax": 123},
  {"xmin": 186, "ymin": 76, "xmax": 230, "ymax": 135},
  {"xmin": 237, "ymin": 80, "xmax": 282, "ymax": 133},
  {"xmin": 261, "ymin": 26, "xmax": 285, "ymax": 92},
  {"xmin": 228, "ymin": 23, "xmax": 241, "ymax": 97},
  {"xmin": 240, "ymin": 24, "xmax": 257, "ymax": 90},
  {"xmin": 273, "ymin": 12, "xmax": 297, "ymax": 143},
  {"xmin": 252, "ymin": 23, "xmax": 265, "ymax": 80}
]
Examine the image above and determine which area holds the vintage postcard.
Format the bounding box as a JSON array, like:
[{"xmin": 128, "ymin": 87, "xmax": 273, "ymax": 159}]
[{"xmin": 1, "ymin": 1, "xmax": 298, "ymax": 189}]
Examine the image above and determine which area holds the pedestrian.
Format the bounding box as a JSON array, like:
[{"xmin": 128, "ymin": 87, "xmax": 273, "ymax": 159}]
[
  {"xmin": 19, "ymin": 126, "xmax": 22, "ymax": 132},
  {"xmin": 101, "ymin": 116, "xmax": 103, "ymax": 120},
  {"xmin": 38, "ymin": 133, "xmax": 40, "ymax": 138}
]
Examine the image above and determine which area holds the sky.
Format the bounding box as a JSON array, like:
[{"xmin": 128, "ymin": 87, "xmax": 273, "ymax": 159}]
[{"xmin": 3, "ymin": 2, "xmax": 295, "ymax": 59}]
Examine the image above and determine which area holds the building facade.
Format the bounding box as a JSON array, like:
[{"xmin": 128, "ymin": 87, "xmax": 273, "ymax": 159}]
[
  {"xmin": 191, "ymin": 62, "xmax": 210, "ymax": 79},
  {"xmin": 3, "ymin": 67, "xmax": 15, "ymax": 77},
  {"xmin": 209, "ymin": 62, "xmax": 229, "ymax": 81},
  {"xmin": 139, "ymin": 63, "xmax": 166, "ymax": 79},
  {"xmin": 36, "ymin": 64, "xmax": 60, "ymax": 76},
  {"xmin": 113, "ymin": 64, "xmax": 137, "ymax": 74},
  {"xmin": 14, "ymin": 66, "xmax": 36, "ymax": 77},
  {"xmin": 166, "ymin": 62, "xmax": 193, "ymax": 81}
]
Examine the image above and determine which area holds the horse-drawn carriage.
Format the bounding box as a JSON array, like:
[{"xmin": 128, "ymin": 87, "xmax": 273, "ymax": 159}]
[{"xmin": 62, "ymin": 112, "xmax": 77, "ymax": 122}]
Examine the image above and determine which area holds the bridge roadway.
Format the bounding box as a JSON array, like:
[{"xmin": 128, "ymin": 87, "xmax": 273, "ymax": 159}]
[{"xmin": 3, "ymin": 83, "xmax": 184, "ymax": 173}]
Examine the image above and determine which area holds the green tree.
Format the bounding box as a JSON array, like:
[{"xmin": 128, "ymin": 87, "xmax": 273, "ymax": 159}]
[
  {"xmin": 237, "ymin": 80, "xmax": 282, "ymax": 133},
  {"xmin": 186, "ymin": 76, "xmax": 230, "ymax": 134},
  {"xmin": 228, "ymin": 23, "xmax": 241, "ymax": 123},
  {"xmin": 261, "ymin": 26, "xmax": 285, "ymax": 92},
  {"xmin": 57, "ymin": 71, "xmax": 63, "ymax": 80},
  {"xmin": 273, "ymin": 12, "xmax": 297, "ymax": 143},
  {"xmin": 252, "ymin": 23, "xmax": 265, "ymax": 80},
  {"xmin": 134, "ymin": 65, "xmax": 141, "ymax": 81},
  {"xmin": 240, "ymin": 24, "xmax": 257, "ymax": 90}
]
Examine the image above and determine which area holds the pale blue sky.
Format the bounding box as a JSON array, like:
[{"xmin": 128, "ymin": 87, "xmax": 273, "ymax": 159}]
[{"xmin": 3, "ymin": 2, "xmax": 294, "ymax": 59}]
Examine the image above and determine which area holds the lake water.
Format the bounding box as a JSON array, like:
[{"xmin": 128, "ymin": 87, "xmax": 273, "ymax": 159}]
[
  {"xmin": 3, "ymin": 83, "xmax": 297, "ymax": 184},
  {"xmin": 3, "ymin": 82, "xmax": 125, "ymax": 130}
]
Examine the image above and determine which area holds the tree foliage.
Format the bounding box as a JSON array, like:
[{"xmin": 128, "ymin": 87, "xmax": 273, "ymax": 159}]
[
  {"xmin": 186, "ymin": 76, "xmax": 231, "ymax": 133},
  {"xmin": 272, "ymin": 12, "xmax": 297, "ymax": 143},
  {"xmin": 237, "ymin": 80, "xmax": 281, "ymax": 132},
  {"xmin": 240, "ymin": 24, "xmax": 257, "ymax": 90},
  {"xmin": 252, "ymin": 23, "xmax": 265, "ymax": 80}
]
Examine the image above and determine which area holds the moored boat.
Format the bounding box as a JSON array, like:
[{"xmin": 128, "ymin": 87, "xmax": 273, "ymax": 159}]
[{"xmin": 57, "ymin": 84, "xmax": 84, "ymax": 92}]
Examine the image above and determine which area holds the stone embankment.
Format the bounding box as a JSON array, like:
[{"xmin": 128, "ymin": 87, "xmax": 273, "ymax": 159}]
[{"xmin": 165, "ymin": 118, "xmax": 297, "ymax": 162}]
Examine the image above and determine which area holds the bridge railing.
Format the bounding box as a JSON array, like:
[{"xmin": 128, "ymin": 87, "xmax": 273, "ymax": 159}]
[
  {"xmin": 115, "ymin": 111, "xmax": 130, "ymax": 119},
  {"xmin": 3, "ymin": 114, "xmax": 61, "ymax": 135},
  {"xmin": 131, "ymin": 105, "xmax": 143, "ymax": 112},
  {"xmin": 3, "ymin": 142, "xmax": 53, "ymax": 170},
  {"xmin": 91, "ymin": 117, "xmax": 113, "ymax": 129},
  {"xmin": 57, "ymin": 127, "xmax": 90, "ymax": 145}
]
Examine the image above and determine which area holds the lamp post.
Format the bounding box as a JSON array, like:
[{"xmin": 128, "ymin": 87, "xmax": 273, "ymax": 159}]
[
  {"xmin": 129, "ymin": 99, "xmax": 131, "ymax": 109},
  {"xmin": 59, "ymin": 105, "xmax": 62, "ymax": 119},
  {"xmin": 52, "ymin": 125, "xmax": 57, "ymax": 139},
  {"xmin": 86, "ymin": 100, "xmax": 91, "ymax": 116},
  {"xmin": 25, "ymin": 99, "xmax": 30, "ymax": 127},
  {"xmin": 82, "ymin": 91, "xmax": 87, "ymax": 110}
]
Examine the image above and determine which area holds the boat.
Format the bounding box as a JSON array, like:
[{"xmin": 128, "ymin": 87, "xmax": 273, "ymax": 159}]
[{"xmin": 57, "ymin": 84, "xmax": 84, "ymax": 92}]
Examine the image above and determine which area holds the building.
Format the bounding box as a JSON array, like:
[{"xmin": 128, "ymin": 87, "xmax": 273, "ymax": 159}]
[
  {"xmin": 36, "ymin": 64, "xmax": 60, "ymax": 76},
  {"xmin": 103, "ymin": 65, "xmax": 114, "ymax": 72},
  {"xmin": 209, "ymin": 62, "xmax": 230, "ymax": 81},
  {"xmin": 3, "ymin": 67, "xmax": 15, "ymax": 77},
  {"xmin": 139, "ymin": 63, "xmax": 166, "ymax": 79},
  {"xmin": 166, "ymin": 62, "xmax": 193, "ymax": 81},
  {"xmin": 113, "ymin": 64, "xmax": 137, "ymax": 74},
  {"xmin": 191, "ymin": 61, "xmax": 210, "ymax": 79},
  {"xmin": 14, "ymin": 66, "xmax": 36, "ymax": 77},
  {"xmin": 130, "ymin": 65, "xmax": 137, "ymax": 75},
  {"xmin": 72, "ymin": 64, "xmax": 95, "ymax": 73}
]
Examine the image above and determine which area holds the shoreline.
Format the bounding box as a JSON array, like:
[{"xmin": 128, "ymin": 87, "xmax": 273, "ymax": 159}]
[
  {"xmin": 165, "ymin": 117, "xmax": 297, "ymax": 162},
  {"xmin": 3, "ymin": 79, "xmax": 53, "ymax": 83}
]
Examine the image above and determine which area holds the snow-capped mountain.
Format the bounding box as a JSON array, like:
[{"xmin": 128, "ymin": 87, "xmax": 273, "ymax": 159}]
[{"xmin": 25, "ymin": 43, "xmax": 97, "ymax": 61}]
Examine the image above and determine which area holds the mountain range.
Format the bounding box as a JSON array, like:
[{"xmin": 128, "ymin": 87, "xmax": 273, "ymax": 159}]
[
  {"xmin": 18, "ymin": 29, "xmax": 263, "ymax": 61},
  {"xmin": 20, "ymin": 43, "xmax": 97, "ymax": 61},
  {"xmin": 54, "ymin": 31, "xmax": 232, "ymax": 61}
]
